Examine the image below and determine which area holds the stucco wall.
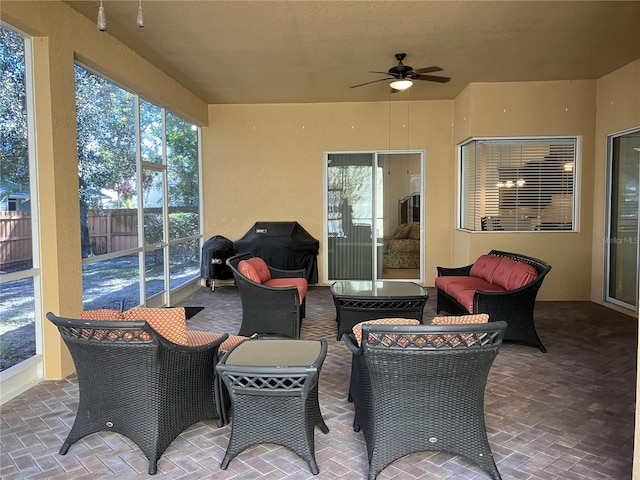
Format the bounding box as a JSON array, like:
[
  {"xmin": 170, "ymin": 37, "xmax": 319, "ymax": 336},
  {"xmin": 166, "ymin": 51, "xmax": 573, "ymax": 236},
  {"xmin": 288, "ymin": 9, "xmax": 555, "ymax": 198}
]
[
  {"xmin": 592, "ymin": 59, "xmax": 640, "ymax": 306},
  {"xmin": 452, "ymin": 80, "xmax": 597, "ymax": 300},
  {"xmin": 1, "ymin": 0, "xmax": 209, "ymax": 379},
  {"xmin": 202, "ymin": 100, "xmax": 454, "ymax": 286}
]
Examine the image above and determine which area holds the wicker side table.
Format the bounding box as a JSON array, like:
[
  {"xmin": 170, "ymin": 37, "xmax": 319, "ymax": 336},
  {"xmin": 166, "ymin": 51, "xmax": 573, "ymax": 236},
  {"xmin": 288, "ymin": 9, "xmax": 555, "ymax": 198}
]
[{"xmin": 216, "ymin": 339, "xmax": 329, "ymax": 475}]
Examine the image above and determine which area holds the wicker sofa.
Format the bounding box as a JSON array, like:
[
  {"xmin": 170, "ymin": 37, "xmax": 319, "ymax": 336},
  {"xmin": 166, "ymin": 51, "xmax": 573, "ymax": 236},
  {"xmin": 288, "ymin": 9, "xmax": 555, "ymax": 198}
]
[
  {"xmin": 435, "ymin": 250, "xmax": 551, "ymax": 352},
  {"xmin": 383, "ymin": 222, "xmax": 420, "ymax": 269}
]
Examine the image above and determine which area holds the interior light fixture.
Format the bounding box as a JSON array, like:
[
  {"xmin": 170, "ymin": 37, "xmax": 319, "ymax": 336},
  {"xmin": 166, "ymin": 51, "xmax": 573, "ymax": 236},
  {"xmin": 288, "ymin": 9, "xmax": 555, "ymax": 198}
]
[
  {"xmin": 497, "ymin": 179, "xmax": 526, "ymax": 188},
  {"xmin": 97, "ymin": 0, "xmax": 106, "ymax": 31},
  {"xmin": 97, "ymin": 0, "xmax": 146, "ymax": 31},
  {"xmin": 137, "ymin": 0, "xmax": 144, "ymax": 27},
  {"xmin": 389, "ymin": 79, "xmax": 413, "ymax": 91}
]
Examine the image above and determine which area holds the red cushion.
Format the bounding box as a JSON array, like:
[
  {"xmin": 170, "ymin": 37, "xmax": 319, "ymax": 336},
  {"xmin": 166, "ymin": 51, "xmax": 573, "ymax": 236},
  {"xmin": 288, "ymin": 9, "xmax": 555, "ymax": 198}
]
[
  {"xmin": 469, "ymin": 254, "xmax": 502, "ymax": 283},
  {"xmin": 238, "ymin": 260, "xmax": 262, "ymax": 283},
  {"xmin": 436, "ymin": 276, "xmax": 504, "ymax": 312},
  {"xmin": 505, "ymin": 261, "xmax": 538, "ymax": 290},
  {"xmin": 264, "ymin": 278, "xmax": 308, "ymax": 303},
  {"xmin": 245, "ymin": 257, "xmax": 272, "ymax": 283},
  {"xmin": 435, "ymin": 276, "xmax": 503, "ymax": 296},
  {"xmin": 491, "ymin": 257, "xmax": 521, "ymax": 290}
]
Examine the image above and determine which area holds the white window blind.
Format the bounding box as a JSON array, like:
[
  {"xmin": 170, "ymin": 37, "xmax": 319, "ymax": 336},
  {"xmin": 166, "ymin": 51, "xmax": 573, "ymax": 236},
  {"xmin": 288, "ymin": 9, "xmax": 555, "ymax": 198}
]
[{"xmin": 460, "ymin": 138, "xmax": 577, "ymax": 232}]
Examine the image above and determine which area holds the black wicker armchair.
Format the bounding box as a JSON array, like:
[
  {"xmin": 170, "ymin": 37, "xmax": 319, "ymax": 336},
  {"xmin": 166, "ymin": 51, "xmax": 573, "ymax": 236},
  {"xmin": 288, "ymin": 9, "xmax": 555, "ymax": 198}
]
[
  {"xmin": 46, "ymin": 312, "xmax": 229, "ymax": 475},
  {"xmin": 342, "ymin": 321, "xmax": 507, "ymax": 480},
  {"xmin": 436, "ymin": 250, "xmax": 551, "ymax": 351},
  {"xmin": 226, "ymin": 252, "xmax": 307, "ymax": 338}
]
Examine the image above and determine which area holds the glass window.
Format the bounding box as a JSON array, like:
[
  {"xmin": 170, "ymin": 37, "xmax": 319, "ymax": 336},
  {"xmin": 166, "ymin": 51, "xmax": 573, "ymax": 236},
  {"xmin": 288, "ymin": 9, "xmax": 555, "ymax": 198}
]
[
  {"xmin": 0, "ymin": 25, "xmax": 41, "ymax": 381},
  {"xmin": 75, "ymin": 65, "xmax": 202, "ymax": 308},
  {"xmin": 459, "ymin": 138, "xmax": 578, "ymax": 232}
]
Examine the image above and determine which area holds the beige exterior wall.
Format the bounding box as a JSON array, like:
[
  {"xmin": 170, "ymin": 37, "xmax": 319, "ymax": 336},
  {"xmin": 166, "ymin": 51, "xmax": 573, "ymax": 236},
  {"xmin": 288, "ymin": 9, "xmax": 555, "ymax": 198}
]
[
  {"xmin": 2, "ymin": 0, "xmax": 638, "ymax": 384},
  {"xmin": 202, "ymin": 100, "xmax": 454, "ymax": 286},
  {"xmin": 1, "ymin": 1, "xmax": 209, "ymax": 379},
  {"xmin": 452, "ymin": 80, "xmax": 597, "ymax": 300},
  {"xmin": 592, "ymin": 59, "xmax": 640, "ymax": 480},
  {"xmin": 593, "ymin": 59, "xmax": 640, "ymax": 306}
]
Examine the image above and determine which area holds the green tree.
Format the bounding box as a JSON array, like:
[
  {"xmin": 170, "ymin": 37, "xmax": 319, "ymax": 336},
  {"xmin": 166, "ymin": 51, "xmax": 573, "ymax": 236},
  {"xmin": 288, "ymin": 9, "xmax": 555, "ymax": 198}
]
[
  {"xmin": 75, "ymin": 65, "xmax": 138, "ymax": 256},
  {"xmin": 0, "ymin": 26, "xmax": 28, "ymax": 197},
  {"xmin": 166, "ymin": 112, "xmax": 199, "ymax": 208}
]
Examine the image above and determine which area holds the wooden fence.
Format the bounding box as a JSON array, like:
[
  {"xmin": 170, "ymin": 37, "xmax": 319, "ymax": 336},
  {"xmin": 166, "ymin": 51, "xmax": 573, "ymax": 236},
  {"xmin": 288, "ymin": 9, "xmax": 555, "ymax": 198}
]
[
  {"xmin": 88, "ymin": 209, "xmax": 138, "ymax": 255},
  {"xmin": 0, "ymin": 211, "xmax": 32, "ymax": 268},
  {"xmin": 1, "ymin": 210, "xmax": 142, "ymax": 268},
  {"xmin": 1, "ymin": 208, "xmax": 199, "ymax": 268}
]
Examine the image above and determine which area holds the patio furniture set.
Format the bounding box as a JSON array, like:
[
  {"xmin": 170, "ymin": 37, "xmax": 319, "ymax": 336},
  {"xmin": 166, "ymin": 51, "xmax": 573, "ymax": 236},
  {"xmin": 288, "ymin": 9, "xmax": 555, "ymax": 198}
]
[{"xmin": 47, "ymin": 250, "xmax": 550, "ymax": 478}]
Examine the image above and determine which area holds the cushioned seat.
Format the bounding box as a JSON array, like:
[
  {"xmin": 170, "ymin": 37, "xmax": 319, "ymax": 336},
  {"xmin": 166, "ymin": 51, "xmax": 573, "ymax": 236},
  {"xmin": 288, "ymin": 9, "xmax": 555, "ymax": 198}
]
[
  {"xmin": 436, "ymin": 250, "xmax": 551, "ymax": 352},
  {"xmin": 47, "ymin": 310, "xmax": 230, "ymax": 474},
  {"xmin": 227, "ymin": 252, "xmax": 308, "ymax": 338},
  {"xmin": 342, "ymin": 320, "xmax": 507, "ymax": 480}
]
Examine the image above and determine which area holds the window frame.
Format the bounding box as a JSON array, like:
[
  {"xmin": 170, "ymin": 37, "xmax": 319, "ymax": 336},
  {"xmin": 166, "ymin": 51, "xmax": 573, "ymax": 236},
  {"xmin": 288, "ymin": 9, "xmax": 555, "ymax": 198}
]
[
  {"xmin": 74, "ymin": 62, "xmax": 203, "ymax": 309},
  {"xmin": 457, "ymin": 136, "xmax": 580, "ymax": 233},
  {"xmin": 0, "ymin": 22, "xmax": 43, "ymax": 401}
]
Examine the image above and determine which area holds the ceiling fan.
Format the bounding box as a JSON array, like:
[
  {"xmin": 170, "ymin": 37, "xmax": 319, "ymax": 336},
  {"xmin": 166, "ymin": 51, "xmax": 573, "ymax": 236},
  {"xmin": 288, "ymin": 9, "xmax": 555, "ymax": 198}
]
[{"xmin": 350, "ymin": 53, "xmax": 450, "ymax": 91}]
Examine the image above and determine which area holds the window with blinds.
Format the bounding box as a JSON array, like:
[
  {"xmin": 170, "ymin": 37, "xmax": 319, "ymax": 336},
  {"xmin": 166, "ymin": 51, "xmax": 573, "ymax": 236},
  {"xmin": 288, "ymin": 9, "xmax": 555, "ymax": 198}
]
[{"xmin": 459, "ymin": 137, "xmax": 578, "ymax": 232}]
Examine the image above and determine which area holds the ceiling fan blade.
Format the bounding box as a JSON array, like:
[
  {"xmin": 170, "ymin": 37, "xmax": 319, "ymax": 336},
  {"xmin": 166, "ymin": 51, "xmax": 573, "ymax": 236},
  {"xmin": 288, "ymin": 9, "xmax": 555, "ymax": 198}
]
[
  {"xmin": 412, "ymin": 66, "xmax": 444, "ymax": 74},
  {"xmin": 369, "ymin": 70, "xmax": 395, "ymax": 76},
  {"xmin": 414, "ymin": 75, "xmax": 451, "ymax": 83},
  {"xmin": 350, "ymin": 77, "xmax": 393, "ymax": 88}
]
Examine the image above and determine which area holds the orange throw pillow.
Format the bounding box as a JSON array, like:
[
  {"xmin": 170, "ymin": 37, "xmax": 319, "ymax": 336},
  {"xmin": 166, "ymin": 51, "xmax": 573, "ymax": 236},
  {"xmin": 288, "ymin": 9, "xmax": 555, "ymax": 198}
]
[
  {"xmin": 351, "ymin": 318, "xmax": 421, "ymax": 345},
  {"xmin": 431, "ymin": 313, "xmax": 489, "ymax": 325},
  {"xmin": 124, "ymin": 307, "xmax": 188, "ymax": 346},
  {"xmin": 80, "ymin": 309, "xmax": 124, "ymax": 320},
  {"xmin": 186, "ymin": 331, "xmax": 248, "ymax": 353}
]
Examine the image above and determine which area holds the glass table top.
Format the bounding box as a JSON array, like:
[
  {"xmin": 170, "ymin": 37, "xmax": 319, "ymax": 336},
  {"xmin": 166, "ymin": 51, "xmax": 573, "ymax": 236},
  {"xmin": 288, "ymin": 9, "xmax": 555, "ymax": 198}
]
[
  {"xmin": 331, "ymin": 280, "xmax": 427, "ymax": 298},
  {"xmin": 225, "ymin": 339, "xmax": 323, "ymax": 367}
]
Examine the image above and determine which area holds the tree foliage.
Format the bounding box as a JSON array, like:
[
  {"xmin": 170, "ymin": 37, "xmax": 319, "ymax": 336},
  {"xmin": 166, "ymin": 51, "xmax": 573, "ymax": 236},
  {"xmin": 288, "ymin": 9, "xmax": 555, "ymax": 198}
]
[
  {"xmin": 0, "ymin": 26, "xmax": 29, "ymax": 195},
  {"xmin": 2, "ymin": 38, "xmax": 200, "ymax": 258}
]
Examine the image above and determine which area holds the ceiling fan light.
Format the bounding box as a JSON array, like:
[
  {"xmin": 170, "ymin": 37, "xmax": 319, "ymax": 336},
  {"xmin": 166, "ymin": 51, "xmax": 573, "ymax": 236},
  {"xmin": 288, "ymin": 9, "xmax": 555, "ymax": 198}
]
[{"xmin": 390, "ymin": 79, "xmax": 413, "ymax": 91}]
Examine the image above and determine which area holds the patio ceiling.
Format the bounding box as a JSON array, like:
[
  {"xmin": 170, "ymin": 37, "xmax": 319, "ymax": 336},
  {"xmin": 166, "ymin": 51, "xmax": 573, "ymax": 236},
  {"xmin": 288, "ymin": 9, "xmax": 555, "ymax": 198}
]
[{"xmin": 65, "ymin": 1, "xmax": 640, "ymax": 104}]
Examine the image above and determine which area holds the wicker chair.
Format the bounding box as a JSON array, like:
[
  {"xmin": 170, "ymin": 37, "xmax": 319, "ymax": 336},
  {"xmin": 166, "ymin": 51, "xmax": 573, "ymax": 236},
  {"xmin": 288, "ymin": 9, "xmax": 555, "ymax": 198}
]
[
  {"xmin": 226, "ymin": 252, "xmax": 307, "ymax": 338},
  {"xmin": 342, "ymin": 322, "xmax": 507, "ymax": 480},
  {"xmin": 46, "ymin": 312, "xmax": 229, "ymax": 475}
]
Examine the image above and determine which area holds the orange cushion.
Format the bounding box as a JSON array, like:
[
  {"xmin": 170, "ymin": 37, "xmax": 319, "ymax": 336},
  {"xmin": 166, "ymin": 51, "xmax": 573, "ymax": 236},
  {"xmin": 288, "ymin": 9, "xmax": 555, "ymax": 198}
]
[
  {"xmin": 80, "ymin": 309, "xmax": 124, "ymax": 320},
  {"xmin": 432, "ymin": 313, "xmax": 489, "ymax": 325},
  {"xmin": 238, "ymin": 260, "xmax": 262, "ymax": 283},
  {"xmin": 264, "ymin": 277, "xmax": 308, "ymax": 303},
  {"xmin": 505, "ymin": 261, "xmax": 538, "ymax": 290},
  {"xmin": 186, "ymin": 331, "xmax": 248, "ymax": 352},
  {"xmin": 245, "ymin": 257, "xmax": 272, "ymax": 283},
  {"xmin": 352, "ymin": 318, "xmax": 421, "ymax": 345},
  {"xmin": 124, "ymin": 307, "xmax": 188, "ymax": 346},
  {"xmin": 470, "ymin": 254, "xmax": 502, "ymax": 283},
  {"xmin": 79, "ymin": 309, "xmax": 151, "ymax": 341}
]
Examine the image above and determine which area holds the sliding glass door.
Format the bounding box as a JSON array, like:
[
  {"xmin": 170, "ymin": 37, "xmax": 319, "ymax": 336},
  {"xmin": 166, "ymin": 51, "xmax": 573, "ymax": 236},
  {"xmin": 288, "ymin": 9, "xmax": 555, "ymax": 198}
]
[
  {"xmin": 605, "ymin": 128, "xmax": 639, "ymax": 310},
  {"xmin": 324, "ymin": 151, "xmax": 423, "ymax": 283}
]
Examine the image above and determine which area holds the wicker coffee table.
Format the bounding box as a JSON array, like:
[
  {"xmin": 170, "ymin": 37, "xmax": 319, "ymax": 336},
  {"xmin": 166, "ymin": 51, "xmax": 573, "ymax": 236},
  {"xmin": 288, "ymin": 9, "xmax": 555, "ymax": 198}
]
[
  {"xmin": 331, "ymin": 280, "xmax": 428, "ymax": 340},
  {"xmin": 217, "ymin": 338, "xmax": 329, "ymax": 474}
]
